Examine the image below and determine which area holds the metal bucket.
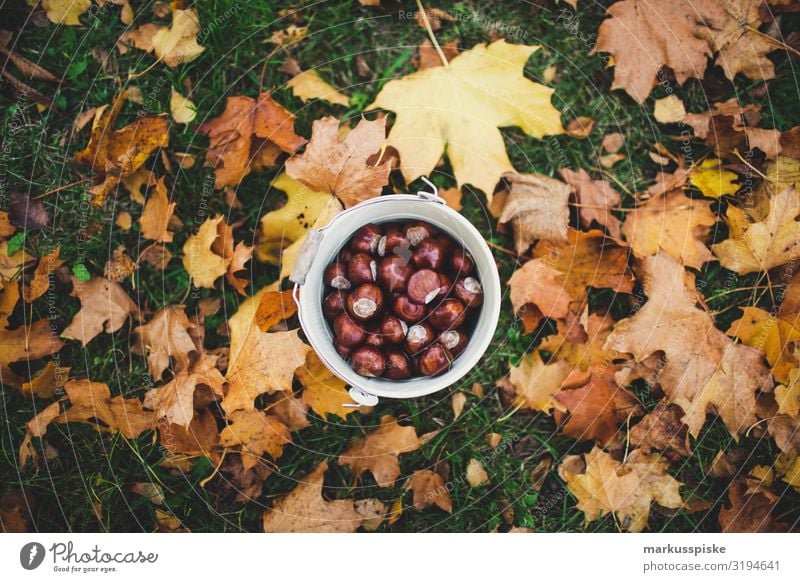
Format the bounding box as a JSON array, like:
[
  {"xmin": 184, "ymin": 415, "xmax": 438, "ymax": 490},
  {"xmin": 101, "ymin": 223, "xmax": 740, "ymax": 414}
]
[{"xmin": 290, "ymin": 179, "xmax": 501, "ymax": 406}]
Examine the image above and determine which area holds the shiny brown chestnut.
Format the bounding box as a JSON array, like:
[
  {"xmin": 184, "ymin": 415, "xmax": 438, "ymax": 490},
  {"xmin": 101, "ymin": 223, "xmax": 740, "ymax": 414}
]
[
  {"xmin": 439, "ymin": 330, "xmax": 468, "ymax": 356},
  {"xmin": 378, "ymin": 231, "xmax": 410, "ymax": 258},
  {"xmin": 384, "ymin": 349, "xmax": 412, "ymax": 380},
  {"xmin": 454, "ymin": 276, "xmax": 483, "ymax": 308},
  {"xmin": 428, "ymin": 298, "xmax": 467, "ymax": 330},
  {"xmin": 407, "ymin": 269, "xmax": 442, "ymax": 305},
  {"xmin": 338, "ymin": 248, "xmax": 353, "ymax": 263},
  {"xmin": 436, "ymin": 234, "xmax": 455, "ymax": 256},
  {"xmin": 404, "ymin": 322, "xmax": 435, "ymax": 355},
  {"xmin": 333, "ymin": 339, "xmax": 352, "ymax": 359},
  {"xmin": 412, "ymin": 238, "xmax": 447, "ymax": 270},
  {"xmin": 346, "ymin": 283, "xmax": 384, "ymax": 321},
  {"xmin": 418, "ymin": 344, "xmax": 453, "ymax": 376},
  {"xmin": 364, "ymin": 323, "xmax": 385, "ymax": 348},
  {"xmin": 324, "ymin": 262, "xmax": 351, "ymax": 290},
  {"xmin": 323, "ymin": 290, "xmax": 348, "ymax": 320},
  {"xmin": 333, "ymin": 313, "xmax": 367, "ymax": 347},
  {"xmin": 350, "ymin": 223, "xmax": 382, "ymax": 254},
  {"xmin": 404, "ymin": 221, "xmax": 436, "ymax": 246},
  {"xmin": 379, "ymin": 315, "xmax": 408, "ymax": 344},
  {"xmin": 450, "ymin": 249, "xmax": 475, "ymax": 276},
  {"xmin": 377, "ymin": 256, "xmax": 414, "ymax": 292},
  {"xmin": 392, "ymin": 294, "xmax": 427, "ymax": 322},
  {"xmin": 438, "ymin": 273, "xmax": 454, "ymax": 297},
  {"xmin": 348, "ymin": 252, "xmax": 377, "ymax": 286},
  {"xmin": 351, "ymin": 346, "xmax": 386, "ymax": 377}
]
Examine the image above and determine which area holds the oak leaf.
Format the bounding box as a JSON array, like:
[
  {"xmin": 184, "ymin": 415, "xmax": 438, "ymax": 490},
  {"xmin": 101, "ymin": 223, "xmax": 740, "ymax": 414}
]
[
  {"xmin": 0, "ymin": 280, "xmax": 19, "ymax": 328},
  {"xmin": 497, "ymin": 172, "xmax": 572, "ymax": 252},
  {"xmin": 621, "ymin": 189, "xmax": 716, "ymax": 269},
  {"xmin": 560, "ymin": 447, "xmax": 683, "ymax": 532},
  {"xmin": 262, "ymin": 461, "xmax": 362, "ymax": 533},
  {"xmin": 286, "ymin": 116, "xmax": 391, "ymax": 208},
  {"xmin": 198, "ymin": 93, "xmax": 305, "ymax": 189},
  {"xmin": 338, "ymin": 415, "xmax": 422, "ymax": 487},
  {"xmin": 61, "ymin": 276, "xmax": 137, "ymax": 347},
  {"xmin": 131, "ymin": 306, "xmax": 197, "ymax": 381},
  {"xmin": 219, "ymin": 410, "xmax": 291, "ymax": 471},
  {"xmin": 369, "ymin": 40, "xmax": 563, "ymax": 198},
  {"xmin": 713, "ymin": 186, "xmax": 800, "ymax": 274},
  {"xmin": 223, "ymin": 328, "xmax": 310, "ymax": 414}
]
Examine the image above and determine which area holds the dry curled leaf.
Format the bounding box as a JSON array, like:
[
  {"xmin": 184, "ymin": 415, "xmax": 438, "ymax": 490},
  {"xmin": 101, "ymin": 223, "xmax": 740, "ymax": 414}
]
[{"xmin": 559, "ymin": 168, "xmax": 622, "ymax": 238}]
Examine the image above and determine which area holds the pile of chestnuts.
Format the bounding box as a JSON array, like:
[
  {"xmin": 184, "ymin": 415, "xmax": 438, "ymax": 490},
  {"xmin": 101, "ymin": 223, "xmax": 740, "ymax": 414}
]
[{"xmin": 322, "ymin": 220, "xmax": 483, "ymax": 379}]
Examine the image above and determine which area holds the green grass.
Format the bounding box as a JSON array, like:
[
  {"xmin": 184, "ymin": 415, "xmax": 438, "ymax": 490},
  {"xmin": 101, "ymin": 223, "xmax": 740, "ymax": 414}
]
[{"xmin": 1, "ymin": 0, "xmax": 799, "ymax": 533}]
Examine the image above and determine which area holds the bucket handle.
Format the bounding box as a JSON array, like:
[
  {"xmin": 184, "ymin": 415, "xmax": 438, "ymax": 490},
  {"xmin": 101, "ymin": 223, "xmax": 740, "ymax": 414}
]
[{"xmin": 289, "ymin": 177, "xmax": 443, "ymax": 407}]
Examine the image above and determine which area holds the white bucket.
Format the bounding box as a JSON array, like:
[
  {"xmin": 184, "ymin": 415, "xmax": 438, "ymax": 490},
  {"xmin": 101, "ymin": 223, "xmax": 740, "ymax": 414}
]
[{"xmin": 290, "ymin": 180, "xmax": 501, "ymax": 406}]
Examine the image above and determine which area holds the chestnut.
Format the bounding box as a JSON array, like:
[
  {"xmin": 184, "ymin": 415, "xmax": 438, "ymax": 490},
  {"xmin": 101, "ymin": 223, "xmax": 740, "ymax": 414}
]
[
  {"xmin": 439, "ymin": 330, "xmax": 468, "ymax": 356},
  {"xmin": 418, "ymin": 344, "xmax": 453, "ymax": 376},
  {"xmin": 348, "ymin": 252, "xmax": 377, "ymax": 286},
  {"xmin": 350, "ymin": 223, "xmax": 382, "ymax": 254},
  {"xmin": 436, "ymin": 234, "xmax": 456, "ymax": 256},
  {"xmin": 324, "ymin": 262, "xmax": 351, "ymax": 290},
  {"xmin": 334, "ymin": 339, "xmax": 352, "ymax": 359},
  {"xmin": 405, "ymin": 221, "xmax": 435, "ymax": 246},
  {"xmin": 338, "ymin": 248, "xmax": 353, "ymax": 263},
  {"xmin": 351, "ymin": 346, "xmax": 386, "ymax": 377},
  {"xmin": 346, "ymin": 283, "xmax": 384, "ymax": 321},
  {"xmin": 333, "ymin": 313, "xmax": 367, "ymax": 347},
  {"xmin": 392, "ymin": 294, "xmax": 426, "ymax": 322},
  {"xmin": 438, "ymin": 273, "xmax": 454, "ymax": 296},
  {"xmin": 454, "ymin": 276, "xmax": 483, "ymax": 308},
  {"xmin": 378, "ymin": 231, "xmax": 410, "ymax": 258},
  {"xmin": 429, "ymin": 299, "xmax": 467, "ymax": 330},
  {"xmin": 377, "ymin": 256, "xmax": 414, "ymax": 292},
  {"xmin": 379, "ymin": 315, "xmax": 408, "ymax": 344},
  {"xmin": 407, "ymin": 269, "xmax": 442, "ymax": 305},
  {"xmin": 450, "ymin": 249, "xmax": 475, "ymax": 276},
  {"xmin": 404, "ymin": 323, "xmax": 435, "ymax": 355},
  {"xmin": 364, "ymin": 323, "xmax": 385, "ymax": 348},
  {"xmin": 384, "ymin": 349, "xmax": 412, "ymax": 380},
  {"xmin": 412, "ymin": 238, "xmax": 447, "ymax": 270},
  {"xmin": 323, "ymin": 290, "xmax": 348, "ymax": 320}
]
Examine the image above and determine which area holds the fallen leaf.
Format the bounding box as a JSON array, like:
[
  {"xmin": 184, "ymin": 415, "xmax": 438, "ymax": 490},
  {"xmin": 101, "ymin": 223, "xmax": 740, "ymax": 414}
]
[
  {"xmin": 602, "ymin": 133, "xmax": 625, "ymax": 153},
  {"xmin": 451, "ymin": 392, "xmax": 467, "ymax": 420},
  {"xmin": 170, "ymin": 88, "xmax": 196, "ymax": 124},
  {"xmin": 565, "ymin": 116, "xmax": 595, "ymax": 139},
  {"xmin": 0, "ymin": 281, "xmax": 20, "ymax": 328},
  {"xmin": 629, "ymin": 403, "xmax": 691, "ymax": 459},
  {"xmin": 130, "ymin": 482, "xmax": 165, "ymax": 506},
  {"xmin": 466, "ymin": 458, "xmax": 490, "ymax": 487},
  {"xmin": 286, "ymin": 116, "xmax": 391, "ymax": 208},
  {"xmin": 225, "ymin": 241, "xmax": 253, "ymax": 296},
  {"xmin": 653, "ymin": 95, "xmax": 686, "ymax": 124},
  {"xmin": 621, "ymin": 189, "xmax": 716, "ymax": 269},
  {"xmin": 354, "ymin": 498, "xmax": 387, "ymax": 531},
  {"xmin": 149, "ymin": 8, "xmax": 205, "ymax": 67},
  {"xmin": 40, "ymin": 0, "xmax": 91, "ymax": 25},
  {"xmin": 223, "ymin": 328, "xmax": 310, "ymax": 414},
  {"xmin": 339, "ymin": 415, "xmax": 422, "ymax": 487},
  {"xmin": 506, "ymin": 351, "xmax": 571, "ymax": 413},
  {"xmin": 131, "ymin": 306, "xmax": 197, "ymax": 381},
  {"xmin": 182, "ymin": 216, "xmax": 230, "ymax": 288},
  {"xmin": 219, "ymin": 410, "xmax": 291, "ymax": 470},
  {"xmin": 690, "ymin": 158, "xmax": 740, "ymax": 198},
  {"xmin": 298, "ymin": 351, "xmax": 358, "ymax": 420},
  {"xmin": 10, "ymin": 191, "xmax": 49, "ymax": 230},
  {"xmin": 560, "ymin": 447, "xmax": 683, "ymax": 532},
  {"xmin": 286, "ymin": 69, "xmax": 349, "ymax": 107},
  {"xmin": 559, "ymin": 168, "xmax": 622, "ymax": 237},
  {"xmin": 268, "ymin": 393, "xmax": 311, "ymax": 432},
  {"xmin": 61, "ymin": 276, "xmax": 137, "ymax": 346},
  {"xmin": 409, "ymin": 470, "xmax": 452, "ymax": 512},
  {"xmin": 719, "ymin": 477, "xmax": 790, "ymax": 532},
  {"xmin": 266, "ymin": 24, "xmax": 309, "ymax": 46},
  {"xmin": 713, "ymin": 186, "xmax": 800, "ymax": 274},
  {"xmin": 263, "ymin": 461, "xmax": 362, "ymax": 532},
  {"xmin": 508, "ymin": 259, "xmax": 573, "ymax": 329},
  {"xmin": 416, "ymin": 38, "xmax": 460, "ymax": 70},
  {"xmin": 198, "ymin": 93, "xmax": 305, "ymax": 189},
  {"xmin": 540, "ymin": 309, "xmax": 619, "ymax": 372},
  {"xmin": 140, "ymin": 177, "xmax": 175, "ymax": 242},
  {"xmin": 605, "ymin": 252, "xmax": 772, "ymax": 438},
  {"xmin": 369, "ymin": 40, "xmax": 563, "ymax": 198},
  {"xmin": 23, "ymin": 247, "xmax": 63, "ymax": 302},
  {"xmin": 497, "ymin": 172, "xmax": 572, "ymax": 253},
  {"xmin": 20, "ymin": 361, "xmax": 70, "ymax": 399},
  {"xmin": 728, "ymin": 306, "xmax": 800, "ymax": 383}
]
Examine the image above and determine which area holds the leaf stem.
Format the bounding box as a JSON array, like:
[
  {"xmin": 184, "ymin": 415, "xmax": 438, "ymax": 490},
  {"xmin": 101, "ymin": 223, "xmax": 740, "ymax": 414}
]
[{"xmin": 416, "ymin": 0, "xmax": 449, "ymax": 68}]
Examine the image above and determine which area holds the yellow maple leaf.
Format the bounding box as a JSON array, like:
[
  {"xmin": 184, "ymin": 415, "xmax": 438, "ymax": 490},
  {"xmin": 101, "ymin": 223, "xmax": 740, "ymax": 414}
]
[
  {"xmin": 690, "ymin": 158, "xmax": 740, "ymax": 198},
  {"xmin": 40, "ymin": 0, "xmax": 91, "ymax": 25},
  {"xmin": 368, "ymin": 39, "xmax": 563, "ymax": 199},
  {"xmin": 506, "ymin": 351, "xmax": 570, "ymax": 413},
  {"xmin": 727, "ymin": 306, "xmax": 800, "ymax": 383},
  {"xmin": 152, "ymin": 9, "xmax": 205, "ymax": 68},
  {"xmin": 287, "ymin": 70, "xmax": 349, "ymax": 107},
  {"xmin": 182, "ymin": 216, "xmax": 230, "ymax": 288},
  {"xmin": 297, "ymin": 351, "xmax": 358, "ymax": 420}
]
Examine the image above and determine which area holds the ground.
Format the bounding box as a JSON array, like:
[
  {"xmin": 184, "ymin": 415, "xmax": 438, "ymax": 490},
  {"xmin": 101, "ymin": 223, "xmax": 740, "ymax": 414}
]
[{"xmin": 1, "ymin": 0, "xmax": 799, "ymax": 532}]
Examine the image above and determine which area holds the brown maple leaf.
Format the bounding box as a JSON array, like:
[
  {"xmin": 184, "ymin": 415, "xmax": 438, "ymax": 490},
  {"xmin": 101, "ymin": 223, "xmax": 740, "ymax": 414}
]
[
  {"xmin": 219, "ymin": 410, "xmax": 291, "ymax": 471},
  {"xmin": 629, "ymin": 403, "xmax": 692, "ymax": 460},
  {"xmin": 262, "ymin": 461, "xmax": 362, "ymax": 533},
  {"xmin": 560, "ymin": 446, "xmax": 683, "ymax": 532},
  {"xmin": 1, "ymin": 319, "xmax": 63, "ymax": 388},
  {"xmin": 497, "ymin": 172, "xmax": 572, "ymax": 253},
  {"xmin": 508, "ymin": 259, "xmax": 573, "ymax": 332},
  {"xmin": 558, "ymin": 168, "xmax": 622, "ymax": 238},
  {"xmin": 132, "ymin": 305, "xmax": 197, "ymax": 381},
  {"xmin": 408, "ymin": 469, "xmax": 453, "ymax": 513},
  {"xmin": 719, "ymin": 476, "xmax": 790, "ymax": 532},
  {"xmin": 61, "ymin": 276, "xmax": 138, "ymax": 347},
  {"xmin": 338, "ymin": 415, "xmax": 422, "ymax": 487},
  {"xmin": 505, "ymin": 351, "xmax": 571, "ymax": 413},
  {"xmin": 198, "ymin": 92, "xmax": 305, "ymax": 189},
  {"xmin": 540, "ymin": 308, "xmax": 619, "ymax": 372},
  {"xmin": 286, "ymin": 116, "xmax": 392, "ymax": 208}
]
